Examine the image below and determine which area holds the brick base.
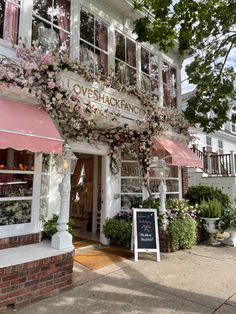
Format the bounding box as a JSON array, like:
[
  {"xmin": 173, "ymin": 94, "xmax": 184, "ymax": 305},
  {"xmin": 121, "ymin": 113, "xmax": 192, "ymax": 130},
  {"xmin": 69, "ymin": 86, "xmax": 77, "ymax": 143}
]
[
  {"xmin": 159, "ymin": 229, "xmax": 173, "ymax": 253},
  {"xmin": 0, "ymin": 251, "xmax": 74, "ymax": 310},
  {"xmin": 0, "ymin": 233, "xmax": 41, "ymax": 250}
]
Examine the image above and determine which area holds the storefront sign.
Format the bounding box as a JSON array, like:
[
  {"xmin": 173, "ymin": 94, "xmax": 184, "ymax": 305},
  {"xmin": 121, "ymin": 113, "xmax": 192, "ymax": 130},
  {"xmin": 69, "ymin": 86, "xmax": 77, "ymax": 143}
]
[
  {"xmin": 132, "ymin": 208, "xmax": 160, "ymax": 262},
  {"xmin": 61, "ymin": 72, "xmax": 143, "ymax": 120}
]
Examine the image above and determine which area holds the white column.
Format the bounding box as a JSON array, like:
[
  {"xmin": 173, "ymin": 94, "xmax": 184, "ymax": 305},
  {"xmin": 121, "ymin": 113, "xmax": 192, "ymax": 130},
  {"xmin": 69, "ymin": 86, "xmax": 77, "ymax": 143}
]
[
  {"xmin": 159, "ymin": 179, "xmax": 167, "ymax": 230},
  {"xmin": 51, "ymin": 173, "xmax": 74, "ymax": 250},
  {"xmin": 92, "ymin": 156, "xmax": 98, "ymax": 233},
  {"xmin": 230, "ymin": 151, "xmax": 235, "ymax": 176},
  {"xmin": 100, "ymin": 155, "xmax": 112, "ymax": 245}
]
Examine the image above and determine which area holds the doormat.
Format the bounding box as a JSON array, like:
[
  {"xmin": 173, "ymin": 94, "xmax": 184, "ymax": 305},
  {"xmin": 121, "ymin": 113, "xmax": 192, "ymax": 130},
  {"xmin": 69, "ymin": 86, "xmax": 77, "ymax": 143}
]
[
  {"xmin": 73, "ymin": 238, "xmax": 99, "ymax": 249},
  {"xmin": 73, "ymin": 247, "xmax": 133, "ymax": 270}
]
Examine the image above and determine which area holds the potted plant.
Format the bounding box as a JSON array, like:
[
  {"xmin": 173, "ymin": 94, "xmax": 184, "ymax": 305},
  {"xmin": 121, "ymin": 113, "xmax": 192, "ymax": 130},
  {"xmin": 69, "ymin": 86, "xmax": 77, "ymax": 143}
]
[
  {"xmin": 199, "ymin": 198, "xmax": 222, "ymax": 245},
  {"xmin": 220, "ymin": 207, "xmax": 236, "ymax": 247}
]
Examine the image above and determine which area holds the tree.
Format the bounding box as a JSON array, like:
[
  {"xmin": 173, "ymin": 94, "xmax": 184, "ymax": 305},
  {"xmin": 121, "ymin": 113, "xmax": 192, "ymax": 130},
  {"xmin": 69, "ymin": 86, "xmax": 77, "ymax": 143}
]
[{"xmin": 133, "ymin": 0, "xmax": 236, "ymax": 133}]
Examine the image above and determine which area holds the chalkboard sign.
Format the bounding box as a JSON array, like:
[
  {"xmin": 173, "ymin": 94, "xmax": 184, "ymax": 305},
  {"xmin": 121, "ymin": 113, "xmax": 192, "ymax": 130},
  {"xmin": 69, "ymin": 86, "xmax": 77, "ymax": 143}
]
[{"xmin": 132, "ymin": 208, "xmax": 160, "ymax": 262}]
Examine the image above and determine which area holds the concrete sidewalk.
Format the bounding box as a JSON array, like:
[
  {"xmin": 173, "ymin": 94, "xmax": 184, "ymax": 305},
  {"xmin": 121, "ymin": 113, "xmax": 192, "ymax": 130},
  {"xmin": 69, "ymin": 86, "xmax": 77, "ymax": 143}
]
[{"xmin": 4, "ymin": 244, "xmax": 236, "ymax": 313}]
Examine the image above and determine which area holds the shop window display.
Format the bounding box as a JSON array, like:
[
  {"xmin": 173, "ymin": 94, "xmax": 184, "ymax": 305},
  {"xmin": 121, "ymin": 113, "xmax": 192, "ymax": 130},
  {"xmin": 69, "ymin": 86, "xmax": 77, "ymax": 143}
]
[
  {"xmin": 121, "ymin": 152, "xmax": 142, "ymax": 209},
  {"xmin": 141, "ymin": 47, "xmax": 159, "ymax": 96},
  {"xmin": 0, "ymin": 0, "xmax": 20, "ymax": 44},
  {"xmin": 32, "ymin": 0, "xmax": 71, "ymax": 50},
  {"xmin": 115, "ymin": 31, "xmax": 136, "ymax": 85},
  {"xmin": 0, "ymin": 148, "xmax": 34, "ymax": 225},
  {"xmin": 162, "ymin": 62, "xmax": 177, "ymax": 108},
  {"xmin": 80, "ymin": 8, "xmax": 108, "ymax": 76}
]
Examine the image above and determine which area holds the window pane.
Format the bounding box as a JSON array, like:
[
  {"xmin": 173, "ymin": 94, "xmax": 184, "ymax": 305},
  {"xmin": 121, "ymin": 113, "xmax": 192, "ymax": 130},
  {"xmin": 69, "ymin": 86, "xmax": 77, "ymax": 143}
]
[
  {"xmin": 127, "ymin": 38, "xmax": 136, "ymax": 67},
  {"xmin": 126, "ymin": 66, "xmax": 136, "ymax": 85},
  {"xmin": 0, "ymin": 149, "xmax": 34, "ymax": 171},
  {"xmin": 121, "ymin": 178, "xmax": 142, "ymax": 193},
  {"xmin": 141, "ymin": 47, "xmax": 149, "ymax": 74},
  {"xmin": 115, "ymin": 60, "xmax": 126, "ymax": 84},
  {"xmin": 151, "ymin": 78, "xmax": 158, "ymax": 95},
  {"xmin": 95, "ymin": 19, "xmax": 108, "ymax": 52},
  {"xmin": 115, "ymin": 31, "xmax": 125, "ymax": 61},
  {"xmin": 150, "ymin": 53, "xmax": 158, "ymax": 79},
  {"xmin": 80, "ymin": 41, "xmax": 95, "ymax": 72},
  {"xmin": 95, "ymin": 49, "xmax": 108, "ymax": 76},
  {"xmin": 0, "ymin": 173, "xmax": 33, "ymax": 197},
  {"xmin": 0, "ymin": 200, "xmax": 32, "ymax": 225},
  {"xmin": 0, "ymin": 0, "xmax": 20, "ymax": 44},
  {"xmin": 33, "ymin": 0, "xmax": 53, "ymax": 22},
  {"xmin": 80, "ymin": 9, "xmax": 94, "ymax": 45},
  {"xmin": 141, "ymin": 73, "xmax": 151, "ymax": 92},
  {"xmin": 121, "ymin": 162, "xmax": 142, "ymax": 176}
]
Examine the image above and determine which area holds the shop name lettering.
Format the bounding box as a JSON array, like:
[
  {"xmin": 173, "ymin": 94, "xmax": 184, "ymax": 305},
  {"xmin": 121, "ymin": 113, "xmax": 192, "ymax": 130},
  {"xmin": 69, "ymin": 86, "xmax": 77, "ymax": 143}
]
[{"xmin": 73, "ymin": 84, "xmax": 142, "ymax": 115}]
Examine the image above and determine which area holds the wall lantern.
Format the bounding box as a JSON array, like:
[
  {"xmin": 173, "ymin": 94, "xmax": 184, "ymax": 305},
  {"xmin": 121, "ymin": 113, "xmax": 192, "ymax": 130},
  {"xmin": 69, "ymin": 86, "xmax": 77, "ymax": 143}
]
[{"xmin": 56, "ymin": 144, "xmax": 78, "ymax": 175}]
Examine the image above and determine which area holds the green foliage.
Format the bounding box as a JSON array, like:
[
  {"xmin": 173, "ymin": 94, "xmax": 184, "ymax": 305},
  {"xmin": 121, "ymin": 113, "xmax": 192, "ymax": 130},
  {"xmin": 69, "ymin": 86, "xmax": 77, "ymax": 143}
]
[
  {"xmin": 140, "ymin": 198, "xmax": 164, "ymax": 226},
  {"xmin": 169, "ymin": 217, "xmax": 197, "ymax": 251},
  {"xmin": 133, "ymin": 0, "xmax": 236, "ymax": 132},
  {"xmin": 103, "ymin": 218, "xmax": 132, "ymax": 248},
  {"xmin": 185, "ymin": 185, "xmax": 231, "ymax": 209},
  {"xmin": 42, "ymin": 214, "xmax": 76, "ymax": 239},
  {"xmin": 219, "ymin": 207, "xmax": 236, "ymax": 231},
  {"xmin": 199, "ymin": 198, "xmax": 222, "ymax": 218}
]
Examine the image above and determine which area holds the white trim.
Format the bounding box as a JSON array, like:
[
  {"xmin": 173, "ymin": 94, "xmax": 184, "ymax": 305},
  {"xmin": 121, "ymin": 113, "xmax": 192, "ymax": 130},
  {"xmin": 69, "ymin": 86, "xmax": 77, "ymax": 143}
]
[{"xmin": 0, "ymin": 129, "xmax": 64, "ymax": 142}]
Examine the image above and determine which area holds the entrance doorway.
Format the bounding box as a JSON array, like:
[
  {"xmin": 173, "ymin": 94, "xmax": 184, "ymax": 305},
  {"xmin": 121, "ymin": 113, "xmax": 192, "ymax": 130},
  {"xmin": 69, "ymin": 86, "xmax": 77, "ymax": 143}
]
[{"xmin": 70, "ymin": 153, "xmax": 102, "ymax": 242}]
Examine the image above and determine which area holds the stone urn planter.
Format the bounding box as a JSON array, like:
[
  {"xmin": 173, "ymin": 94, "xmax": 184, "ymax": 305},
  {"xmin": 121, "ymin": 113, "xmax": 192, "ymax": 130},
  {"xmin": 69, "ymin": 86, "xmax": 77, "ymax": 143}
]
[
  {"xmin": 201, "ymin": 217, "xmax": 220, "ymax": 245},
  {"xmin": 222, "ymin": 227, "xmax": 236, "ymax": 247}
]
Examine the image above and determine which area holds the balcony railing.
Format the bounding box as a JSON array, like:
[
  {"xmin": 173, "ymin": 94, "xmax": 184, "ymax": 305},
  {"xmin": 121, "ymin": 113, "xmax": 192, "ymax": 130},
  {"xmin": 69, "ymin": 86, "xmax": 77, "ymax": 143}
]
[{"xmin": 191, "ymin": 146, "xmax": 236, "ymax": 176}]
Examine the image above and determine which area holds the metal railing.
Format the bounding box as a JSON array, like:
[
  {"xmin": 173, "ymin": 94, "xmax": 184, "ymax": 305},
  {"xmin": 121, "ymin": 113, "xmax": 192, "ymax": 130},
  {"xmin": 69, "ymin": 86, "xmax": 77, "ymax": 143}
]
[{"xmin": 191, "ymin": 146, "xmax": 235, "ymax": 176}]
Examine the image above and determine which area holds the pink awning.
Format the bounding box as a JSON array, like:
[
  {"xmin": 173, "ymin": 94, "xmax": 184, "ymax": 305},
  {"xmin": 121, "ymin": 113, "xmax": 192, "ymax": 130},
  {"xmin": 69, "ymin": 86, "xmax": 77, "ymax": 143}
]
[
  {"xmin": 0, "ymin": 99, "xmax": 64, "ymax": 153},
  {"xmin": 153, "ymin": 138, "xmax": 203, "ymax": 168}
]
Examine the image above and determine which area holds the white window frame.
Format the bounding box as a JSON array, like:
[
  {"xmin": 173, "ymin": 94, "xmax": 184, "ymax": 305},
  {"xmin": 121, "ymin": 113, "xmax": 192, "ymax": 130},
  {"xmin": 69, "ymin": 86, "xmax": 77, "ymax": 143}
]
[{"xmin": 0, "ymin": 151, "xmax": 42, "ymax": 238}]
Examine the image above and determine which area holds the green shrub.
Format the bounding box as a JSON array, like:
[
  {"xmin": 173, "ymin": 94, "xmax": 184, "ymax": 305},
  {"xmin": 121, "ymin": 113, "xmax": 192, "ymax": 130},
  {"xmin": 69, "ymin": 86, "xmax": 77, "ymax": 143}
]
[
  {"xmin": 185, "ymin": 185, "xmax": 231, "ymax": 208},
  {"xmin": 42, "ymin": 214, "xmax": 75, "ymax": 239},
  {"xmin": 103, "ymin": 218, "xmax": 132, "ymax": 248},
  {"xmin": 169, "ymin": 218, "xmax": 197, "ymax": 251},
  {"xmin": 199, "ymin": 198, "xmax": 222, "ymax": 218}
]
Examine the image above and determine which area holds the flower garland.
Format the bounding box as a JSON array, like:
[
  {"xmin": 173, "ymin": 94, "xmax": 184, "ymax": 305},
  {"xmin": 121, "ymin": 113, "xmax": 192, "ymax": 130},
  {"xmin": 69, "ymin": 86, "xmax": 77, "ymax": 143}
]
[{"xmin": 0, "ymin": 44, "xmax": 191, "ymax": 175}]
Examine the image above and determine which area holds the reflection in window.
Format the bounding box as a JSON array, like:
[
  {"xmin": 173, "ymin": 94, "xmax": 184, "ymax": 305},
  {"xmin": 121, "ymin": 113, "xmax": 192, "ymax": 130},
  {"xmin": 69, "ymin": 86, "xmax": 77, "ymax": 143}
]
[
  {"xmin": 0, "ymin": 0, "xmax": 20, "ymax": 44},
  {"xmin": 32, "ymin": 0, "xmax": 71, "ymax": 51},
  {"xmin": 162, "ymin": 62, "xmax": 177, "ymax": 108},
  {"xmin": 80, "ymin": 9, "xmax": 108, "ymax": 76},
  {"xmin": 0, "ymin": 149, "xmax": 34, "ymax": 225},
  {"xmin": 115, "ymin": 31, "xmax": 136, "ymax": 85},
  {"xmin": 141, "ymin": 47, "xmax": 159, "ymax": 96}
]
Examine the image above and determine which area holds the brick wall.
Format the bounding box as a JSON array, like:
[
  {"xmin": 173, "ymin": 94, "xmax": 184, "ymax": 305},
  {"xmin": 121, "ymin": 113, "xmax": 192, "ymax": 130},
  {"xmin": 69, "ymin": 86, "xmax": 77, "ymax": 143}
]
[
  {"xmin": 0, "ymin": 233, "xmax": 41, "ymax": 250},
  {"xmin": 182, "ymin": 167, "xmax": 189, "ymax": 197},
  {"xmin": 159, "ymin": 229, "xmax": 173, "ymax": 253},
  {"xmin": 0, "ymin": 251, "xmax": 74, "ymax": 310}
]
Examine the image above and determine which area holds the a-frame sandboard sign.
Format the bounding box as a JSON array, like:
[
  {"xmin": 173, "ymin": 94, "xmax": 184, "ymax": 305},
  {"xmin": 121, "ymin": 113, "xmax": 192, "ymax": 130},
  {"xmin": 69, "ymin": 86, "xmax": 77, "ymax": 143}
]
[{"xmin": 132, "ymin": 208, "xmax": 160, "ymax": 262}]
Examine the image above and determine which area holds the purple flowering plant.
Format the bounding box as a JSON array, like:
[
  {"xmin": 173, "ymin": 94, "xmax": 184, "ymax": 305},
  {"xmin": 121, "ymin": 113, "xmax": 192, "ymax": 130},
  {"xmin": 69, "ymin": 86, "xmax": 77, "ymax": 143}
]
[
  {"xmin": 166, "ymin": 199, "xmax": 198, "ymax": 223},
  {"xmin": 115, "ymin": 210, "xmax": 133, "ymax": 222}
]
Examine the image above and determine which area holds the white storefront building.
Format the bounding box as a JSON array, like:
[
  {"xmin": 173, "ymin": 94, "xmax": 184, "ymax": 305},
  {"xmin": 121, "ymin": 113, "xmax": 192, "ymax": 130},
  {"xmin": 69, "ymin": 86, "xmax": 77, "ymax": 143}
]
[{"xmin": 0, "ymin": 0, "xmax": 202, "ymax": 248}]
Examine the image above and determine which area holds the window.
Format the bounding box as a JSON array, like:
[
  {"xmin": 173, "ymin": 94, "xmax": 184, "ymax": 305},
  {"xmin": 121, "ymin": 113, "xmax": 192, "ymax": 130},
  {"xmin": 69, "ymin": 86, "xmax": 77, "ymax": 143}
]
[
  {"xmin": 218, "ymin": 140, "xmax": 224, "ymax": 155},
  {"xmin": 162, "ymin": 62, "xmax": 177, "ymax": 108},
  {"xmin": 0, "ymin": 148, "xmax": 34, "ymax": 225},
  {"xmin": 32, "ymin": 0, "xmax": 71, "ymax": 51},
  {"xmin": 0, "ymin": 0, "xmax": 20, "ymax": 44},
  {"xmin": 80, "ymin": 9, "xmax": 108, "ymax": 76},
  {"xmin": 121, "ymin": 151, "xmax": 142, "ymax": 209},
  {"xmin": 115, "ymin": 31, "xmax": 136, "ymax": 85},
  {"xmin": 141, "ymin": 47, "xmax": 159, "ymax": 96},
  {"xmin": 206, "ymin": 136, "xmax": 212, "ymax": 152},
  {"xmin": 148, "ymin": 165, "xmax": 180, "ymax": 200},
  {"xmin": 232, "ymin": 123, "xmax": 236, "ymax": 133}
]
